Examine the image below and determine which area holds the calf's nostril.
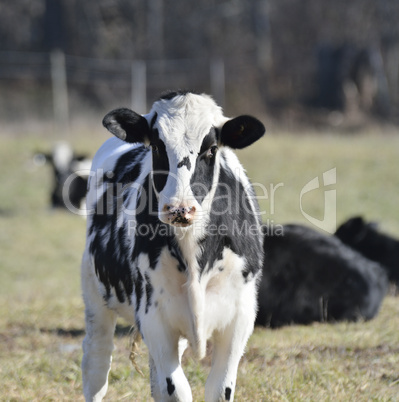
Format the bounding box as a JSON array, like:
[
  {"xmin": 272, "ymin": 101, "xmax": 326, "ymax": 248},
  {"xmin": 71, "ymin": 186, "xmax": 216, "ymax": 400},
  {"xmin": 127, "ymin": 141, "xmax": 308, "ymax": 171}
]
[{"xmin": 187, "ymin": 206, "xmax": 196, "ymax": 215}]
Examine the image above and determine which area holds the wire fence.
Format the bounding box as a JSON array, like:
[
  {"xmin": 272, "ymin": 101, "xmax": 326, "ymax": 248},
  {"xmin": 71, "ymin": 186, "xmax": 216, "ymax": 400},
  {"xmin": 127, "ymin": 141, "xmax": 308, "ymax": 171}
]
[
  {"xmin": 2, "ymin": 47, "xmax": 398, "ymax": 131},
  {"xmin": 0, "ymin": 50, "xmax": 227, "ymax": 131}
]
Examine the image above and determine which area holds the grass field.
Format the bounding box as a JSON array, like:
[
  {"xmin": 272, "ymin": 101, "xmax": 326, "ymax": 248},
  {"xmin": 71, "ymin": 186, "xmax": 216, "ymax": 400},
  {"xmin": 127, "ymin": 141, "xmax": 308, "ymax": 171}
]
[{"xmin": 1, "ymin": 124, "xmax": 399, "ymax": 401}]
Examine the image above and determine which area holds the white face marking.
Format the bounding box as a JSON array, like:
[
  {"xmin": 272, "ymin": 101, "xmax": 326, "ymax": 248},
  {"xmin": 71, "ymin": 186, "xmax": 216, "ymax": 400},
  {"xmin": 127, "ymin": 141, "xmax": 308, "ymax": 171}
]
[
  {"xmin": 52, "ymin": 141, "xmax": 74, "ymax": 172},
  {"xmin": 145, "ymin": 93, "xmax": 229, "ymax": 226}
]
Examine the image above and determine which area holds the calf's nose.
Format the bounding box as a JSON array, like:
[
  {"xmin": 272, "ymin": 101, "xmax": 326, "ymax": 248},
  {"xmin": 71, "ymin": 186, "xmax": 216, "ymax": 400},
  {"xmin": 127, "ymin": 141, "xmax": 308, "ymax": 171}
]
[{"xmin": 162, "ymin": 205, "xmax": 196, "ymax": 227}]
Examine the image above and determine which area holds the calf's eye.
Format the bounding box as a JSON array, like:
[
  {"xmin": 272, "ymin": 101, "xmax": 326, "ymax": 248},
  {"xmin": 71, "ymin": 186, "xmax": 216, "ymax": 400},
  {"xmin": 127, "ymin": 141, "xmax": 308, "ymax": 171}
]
[
  {"xmin": 207, "ymin": 145, "xmax": 218, "ymax": 159},
  {"xmin": 150, "ymin": 143, "xmax": 158, "ymax": 154}
]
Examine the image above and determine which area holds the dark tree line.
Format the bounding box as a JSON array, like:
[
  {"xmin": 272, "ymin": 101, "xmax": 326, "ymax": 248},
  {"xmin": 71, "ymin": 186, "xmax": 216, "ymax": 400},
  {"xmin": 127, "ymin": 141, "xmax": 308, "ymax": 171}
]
[{"xmin": 0, "ymin": 0, "xmax": 398, "ymax": 123}]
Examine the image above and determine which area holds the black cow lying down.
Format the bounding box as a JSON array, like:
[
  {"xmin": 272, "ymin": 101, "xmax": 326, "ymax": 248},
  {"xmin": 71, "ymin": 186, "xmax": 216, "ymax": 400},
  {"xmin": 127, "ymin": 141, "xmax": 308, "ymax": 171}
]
[
  {"xmin": 335, "ymin": 216, "xmax": 399, "ymax": 286},
  {"xmin": 256, "ymin": 224, "xmax": 388, "ymax": 328}
]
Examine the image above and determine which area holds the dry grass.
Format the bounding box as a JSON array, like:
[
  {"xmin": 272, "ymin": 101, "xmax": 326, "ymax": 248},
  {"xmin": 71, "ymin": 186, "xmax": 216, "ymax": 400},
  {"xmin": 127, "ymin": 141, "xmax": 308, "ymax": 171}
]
[{"xmin": 1, "ymin": 125, "xmax": 398, "ymax": 401}]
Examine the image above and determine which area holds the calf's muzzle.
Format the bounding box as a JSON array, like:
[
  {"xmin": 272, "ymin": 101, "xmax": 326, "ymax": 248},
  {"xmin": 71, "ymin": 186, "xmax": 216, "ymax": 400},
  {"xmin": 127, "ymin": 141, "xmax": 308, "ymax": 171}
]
[{"xmin": 162, "ymin": 205, "xmax": 197, "ymax": 227}]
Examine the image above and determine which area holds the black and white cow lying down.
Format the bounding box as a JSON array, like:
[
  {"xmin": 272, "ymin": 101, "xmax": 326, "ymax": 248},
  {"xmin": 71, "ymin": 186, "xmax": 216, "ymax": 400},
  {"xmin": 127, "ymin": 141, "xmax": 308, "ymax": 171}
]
[
  {"xmin": 256, "ymin": 224, "xmax": 388, "ymax": 328},
  {"xmin": 81, "ymin": 91, "xmax": 265, "ymax": 401},
  {"xmin": 35, "ymin": 142, "xmax": 91, "ymax": 211}
]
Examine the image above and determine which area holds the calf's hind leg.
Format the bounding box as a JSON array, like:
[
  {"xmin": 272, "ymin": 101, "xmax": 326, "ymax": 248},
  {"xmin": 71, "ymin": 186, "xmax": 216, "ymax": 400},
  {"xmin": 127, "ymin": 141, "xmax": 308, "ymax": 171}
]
[
  {"xmin": 82, "ymin": 304, "xmax": 117, "ymax": 401},
  {"xmin": 81, "ymin": 255, "xmax": 117, "ymax": 401}
]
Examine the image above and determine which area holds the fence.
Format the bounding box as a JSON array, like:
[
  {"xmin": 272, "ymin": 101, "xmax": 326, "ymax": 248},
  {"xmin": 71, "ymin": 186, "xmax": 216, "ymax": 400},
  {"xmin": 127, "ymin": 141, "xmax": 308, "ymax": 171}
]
[{"xmin": 0, "ymin": 50, "xmax": 226, "ymax": 132}]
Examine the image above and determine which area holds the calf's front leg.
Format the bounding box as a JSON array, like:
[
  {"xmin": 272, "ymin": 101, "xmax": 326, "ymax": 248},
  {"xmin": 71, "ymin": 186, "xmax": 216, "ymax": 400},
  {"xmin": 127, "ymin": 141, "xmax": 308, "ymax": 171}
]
[
  {"xmin": 143, "ymin": 319, "xmax": 192, "ymax": 401},
  {"xmin": 204, "ymin": 282, "xmax": 257, "ymax": 402}
]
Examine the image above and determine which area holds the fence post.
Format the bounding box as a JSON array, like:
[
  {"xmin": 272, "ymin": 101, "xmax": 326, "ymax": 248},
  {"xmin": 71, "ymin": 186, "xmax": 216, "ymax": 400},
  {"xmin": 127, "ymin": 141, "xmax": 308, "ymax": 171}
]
[
  {"xmin": 210, "ymin": 58, "xmax": 225, "ymax": 107},
  {"xmin": 50, "ymin": 49, "xmax": 69, "ymax": 136},
  {"xmin": 131, "ymin": 60, "xmax": 147, "ymax": 113}
]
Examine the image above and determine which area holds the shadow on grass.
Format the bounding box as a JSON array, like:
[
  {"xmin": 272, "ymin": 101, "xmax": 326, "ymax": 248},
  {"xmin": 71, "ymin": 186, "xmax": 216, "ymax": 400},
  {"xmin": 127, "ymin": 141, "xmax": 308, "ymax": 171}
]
[
  {"xmin": 0, "ymin": 207, "xmax": 15, "ymax": 217},
  {"xmin": 40, "ymin": 324, "xmax": 133, "ymax": 338}
]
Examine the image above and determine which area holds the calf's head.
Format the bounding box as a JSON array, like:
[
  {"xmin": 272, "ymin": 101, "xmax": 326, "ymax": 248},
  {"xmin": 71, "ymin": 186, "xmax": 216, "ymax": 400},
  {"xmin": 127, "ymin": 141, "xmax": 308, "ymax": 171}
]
[{"xmin": 103, "ymin": 91, "xmax": 265, "ymax": 227}]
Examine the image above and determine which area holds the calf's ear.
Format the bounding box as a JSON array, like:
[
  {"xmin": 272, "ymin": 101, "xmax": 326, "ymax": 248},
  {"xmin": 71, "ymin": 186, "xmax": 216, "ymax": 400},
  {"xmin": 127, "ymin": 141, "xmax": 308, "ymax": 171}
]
[
  {"xmin": 220, "ymin": 115, "xmax": 265, "ymax": 149},
  {"xmin": 103, "ymin": 108, "xmax": 150, "ymax": 144}
]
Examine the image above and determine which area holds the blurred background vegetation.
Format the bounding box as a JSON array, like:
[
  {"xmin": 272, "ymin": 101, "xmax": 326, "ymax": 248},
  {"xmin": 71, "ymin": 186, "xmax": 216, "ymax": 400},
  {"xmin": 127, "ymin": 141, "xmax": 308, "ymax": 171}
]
[{"xmin": 1, "ymin": 0, "xmax": 399, "ymax": 130}]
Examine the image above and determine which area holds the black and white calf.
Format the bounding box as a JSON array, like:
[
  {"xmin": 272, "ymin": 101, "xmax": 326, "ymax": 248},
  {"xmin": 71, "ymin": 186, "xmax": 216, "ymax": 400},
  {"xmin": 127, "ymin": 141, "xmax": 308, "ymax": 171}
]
[
  {"xmin": 35, "ymin": 142, "xmax": 91, "ymax": 211},
  {"xmin": 81, "ymin": 91, "xmax": 265, "ymax": 401}
]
